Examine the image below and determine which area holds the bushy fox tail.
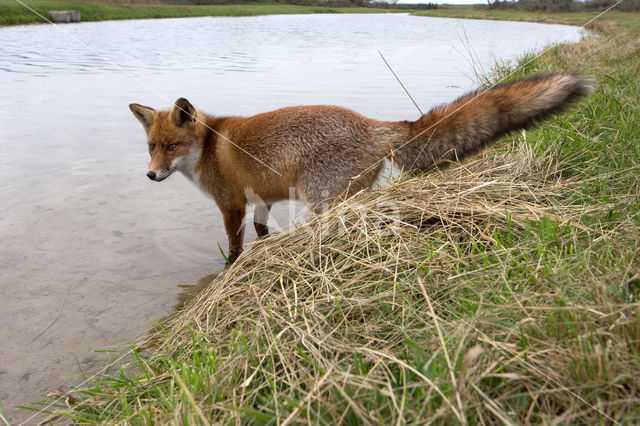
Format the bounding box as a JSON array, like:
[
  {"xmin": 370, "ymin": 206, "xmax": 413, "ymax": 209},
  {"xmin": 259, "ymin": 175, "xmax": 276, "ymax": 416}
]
[{"xmin": 393, "ymin": 73, "xmax": 593, "ymax": 172}]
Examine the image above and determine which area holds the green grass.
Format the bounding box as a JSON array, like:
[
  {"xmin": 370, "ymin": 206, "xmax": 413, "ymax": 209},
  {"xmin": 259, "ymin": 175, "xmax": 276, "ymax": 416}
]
[
  {"xmin": 21, "ymin": 10, "xmax": 640, "ymax": 425},
  {"xmin": 0, "ymin": 401, "xmax": 9, "ymax": 426},
  {"xmin": 412, "ymin": 7, "xmax": 640, "ymax": 30},
  {"xmin": 0, "ymin": 0, "xmax": 404, "ymax": 26}
]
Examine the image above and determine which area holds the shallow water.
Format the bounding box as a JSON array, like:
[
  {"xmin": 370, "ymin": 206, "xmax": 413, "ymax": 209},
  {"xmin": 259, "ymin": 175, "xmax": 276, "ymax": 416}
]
[{"xmin": 0, "ymin": 13, "xmax": 583, "ymax": 421}]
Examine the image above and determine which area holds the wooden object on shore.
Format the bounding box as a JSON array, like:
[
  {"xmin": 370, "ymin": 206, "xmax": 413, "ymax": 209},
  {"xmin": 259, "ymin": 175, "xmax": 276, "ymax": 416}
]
[{"xmin": 49, "ymin": 10, "xmax": 81, "ymax": 23}]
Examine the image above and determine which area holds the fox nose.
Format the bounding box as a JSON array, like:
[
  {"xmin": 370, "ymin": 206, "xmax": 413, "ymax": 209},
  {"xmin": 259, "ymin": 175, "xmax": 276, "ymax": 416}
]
[{"xmin": 146, "ymin": 171, "xmax": 157, "ymax": 180}]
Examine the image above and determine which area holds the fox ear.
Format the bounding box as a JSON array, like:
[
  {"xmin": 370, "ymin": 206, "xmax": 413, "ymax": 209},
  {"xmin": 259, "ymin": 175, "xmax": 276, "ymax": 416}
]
[
  {"xmin": 171, "ymin": 98, "xmax": 197, "ymax": 128},
  {"xmin": 129, "ymin": 103, "xmax": 156, "ymax": 133}
]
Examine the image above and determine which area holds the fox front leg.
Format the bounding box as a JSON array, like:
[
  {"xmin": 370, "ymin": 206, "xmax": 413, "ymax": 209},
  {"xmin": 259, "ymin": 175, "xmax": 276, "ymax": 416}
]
[
  {"xmin": 253, "ymin": 203, "xmax": 272, "ymax": 239},
  {"xmin": 222, "ymin": 206, "xmax": 246, "ymax": 264}
]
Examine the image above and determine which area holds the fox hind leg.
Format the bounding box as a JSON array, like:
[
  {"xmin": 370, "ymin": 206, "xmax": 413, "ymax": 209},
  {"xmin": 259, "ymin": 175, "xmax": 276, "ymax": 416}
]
[
  {"xmin": 298, "ymin": 163, "xmax": 384, "ymax": 214},
  {"xmin": 254, "ymin": 203, "xmax": 272, "ymax": 239}
]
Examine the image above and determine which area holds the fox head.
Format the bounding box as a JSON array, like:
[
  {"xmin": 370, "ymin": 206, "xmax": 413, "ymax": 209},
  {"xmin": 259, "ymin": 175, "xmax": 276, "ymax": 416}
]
[{"xmin": 129, "ymin": 98, "xmax": 206, "ymax": 182}]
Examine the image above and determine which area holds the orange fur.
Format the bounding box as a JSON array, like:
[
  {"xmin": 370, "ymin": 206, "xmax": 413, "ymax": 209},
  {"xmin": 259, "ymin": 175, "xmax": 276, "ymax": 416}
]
[{"xmin": 130, "ymin": 73, "xmax": 591, "ymax": 263}]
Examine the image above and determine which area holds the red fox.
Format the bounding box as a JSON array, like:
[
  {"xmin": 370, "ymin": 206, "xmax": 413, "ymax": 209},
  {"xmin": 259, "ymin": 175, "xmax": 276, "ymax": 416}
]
[{"xmin": 130, "ymin": 73, "xmax": 591, "ymax": 263}]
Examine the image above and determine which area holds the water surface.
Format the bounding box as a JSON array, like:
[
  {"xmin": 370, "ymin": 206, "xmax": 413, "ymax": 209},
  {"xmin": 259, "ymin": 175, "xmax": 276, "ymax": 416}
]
[{"xmin": 0, "ymin": 13, "xmax": 583, "ymax": 422}]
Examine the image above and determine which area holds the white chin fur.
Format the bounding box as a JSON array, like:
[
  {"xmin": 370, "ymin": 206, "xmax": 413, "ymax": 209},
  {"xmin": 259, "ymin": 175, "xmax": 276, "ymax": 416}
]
[
  {"xmin": 172, "ymin": 147, "xmax": 202, "ymax": 181},
  {"xmin": 173, "ymin": 147, "xmax": 210, "ymax": 196}
]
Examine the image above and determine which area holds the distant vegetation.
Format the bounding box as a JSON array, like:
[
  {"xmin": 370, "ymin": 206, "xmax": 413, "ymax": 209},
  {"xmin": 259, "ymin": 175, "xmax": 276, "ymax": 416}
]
[
  {"xmin": 98, "ymin": 0, "xmax": 438, "ymax": 8},
  {"xmin": 0, "ymin": 0, "xmax": 445, "ymax": 27},
  {"xmin": 15, "ymin": 0, "xmax": 640, "ymax": 28},
  {"xmin": 484, "ymin": 0, "xmax": 640, "ymax": 12},
  {"xmin": 3, "ymin": 0, "xmax": 638, "ymax": 26},
  {"xmin": 413, "ymin": 6, "xmax": 639, "ymax": 27},
  {"xmin": 0, "ymin": 0, "xmax": 412, "ymax": 26},
  {"xmin": 159, "ymin": 0, "xmax": 637, "ymax": 12}
]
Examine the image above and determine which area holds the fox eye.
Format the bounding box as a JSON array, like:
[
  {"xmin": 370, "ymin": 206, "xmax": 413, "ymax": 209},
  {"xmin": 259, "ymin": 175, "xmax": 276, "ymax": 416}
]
[
  {"xmin": 166, "ymin": 144, "xmax": 177, "ymax": 152},
  {"xmin": 148, "ymin": 144, "xmax": 155, "ymax": 152}
]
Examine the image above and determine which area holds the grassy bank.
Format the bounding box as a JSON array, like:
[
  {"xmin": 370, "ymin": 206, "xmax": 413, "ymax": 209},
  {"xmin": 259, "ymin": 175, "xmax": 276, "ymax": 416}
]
[
  {"xmin": 0, "ymin": 0, "xmax": 402, "ymax": 26},
  {"xmin": 25, "ymin": 10, "xmax": 640, "ymax": 425},
  {"xmin": 412, "ymin": 7, "xmax": 640, "ymax": 29}
]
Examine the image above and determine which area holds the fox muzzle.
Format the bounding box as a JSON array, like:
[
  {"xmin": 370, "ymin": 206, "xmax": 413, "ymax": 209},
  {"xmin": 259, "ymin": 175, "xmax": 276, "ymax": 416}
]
[{"xmin": 146, "ymin": 168, "xmax": 174, "ymax": 182}]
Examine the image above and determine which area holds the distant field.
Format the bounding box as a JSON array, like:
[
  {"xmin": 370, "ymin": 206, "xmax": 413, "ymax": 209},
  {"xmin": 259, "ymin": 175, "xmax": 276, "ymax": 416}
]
[
  {"xmin": 0, "ymin": 0, "xmax": 404, "ymax": 26},
  {"xmin": 412, "ymin": 7, "xmax": 640, "ymax": 29}
]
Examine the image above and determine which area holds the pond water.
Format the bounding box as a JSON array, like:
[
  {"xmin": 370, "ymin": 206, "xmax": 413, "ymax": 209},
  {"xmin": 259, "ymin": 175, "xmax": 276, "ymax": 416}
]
[{"xmin": 0, "ymin": 13, "xmax": 583, "ymax": 422}]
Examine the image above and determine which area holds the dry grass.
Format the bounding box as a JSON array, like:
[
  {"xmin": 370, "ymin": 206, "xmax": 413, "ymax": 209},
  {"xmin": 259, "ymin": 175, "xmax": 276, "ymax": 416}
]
[{"xmin": 139, "ymin": 139, "xmax": 637, "ymax": 424}]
